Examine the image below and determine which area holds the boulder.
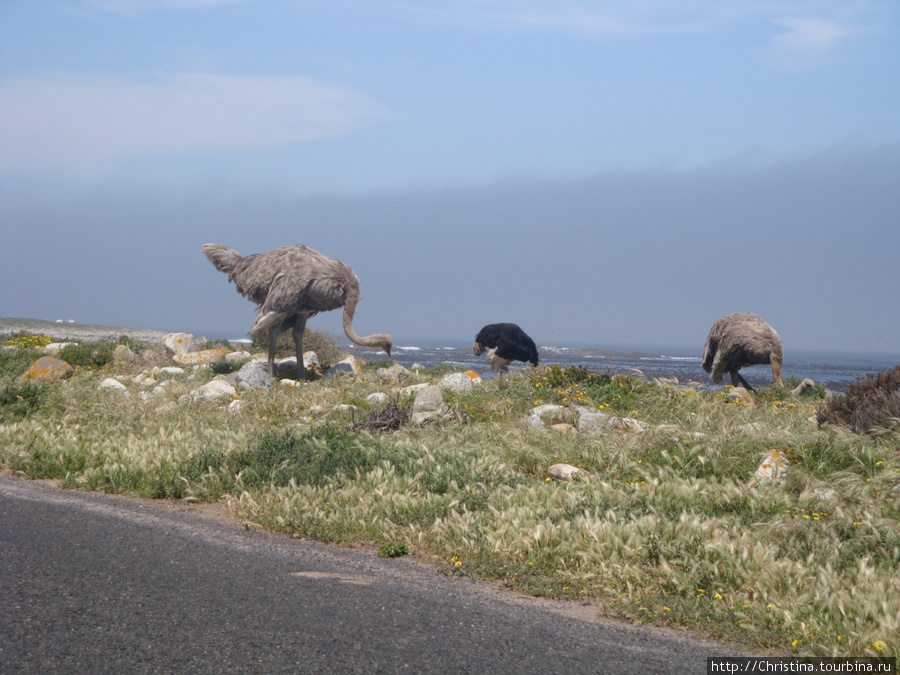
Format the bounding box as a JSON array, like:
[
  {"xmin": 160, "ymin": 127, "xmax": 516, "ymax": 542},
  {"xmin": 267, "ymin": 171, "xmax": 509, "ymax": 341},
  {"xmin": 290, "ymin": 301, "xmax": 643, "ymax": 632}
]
[
  {"xmin": 726, "ymin": 387, "xmax": 753, "ymax": 404},
  {"xmin": 179, "ymin": 379, "xmax": 236, "ymax": 404},
  {"xmin": 549, "ymin": 423, "xmax": 578, "ymax": 438},
  {"xmin": 377, "ymin": 364, "xmax": 412, "ymax": 383},
  {"xmin": 437, "ymin": 372, "xmax": 477, "ymax": 392},
  {"xmin": 113, "ymin": 344, "xmax": 139, "ymax": 364},
  {"xmin": 574, "ymin": 406, "xmax": 645, "ymax": 435},
  {"xmin": 547, "ymin": 463, "xmax": 589, "ymax": 482},
  {"xmin": 173, "ymin": 348, "xmax": 231, "ymax": 366},
  {"xmin": 158, "ymin": 367, "xmax": 185, "ymax": 376},
  {"xmin": 366, "ymin": 392, "xmax": 390, "ymax": 405},
  {"xmin": 521, "ymin": 404, "xmax": 576, "ymax": 432},
  {"xmin": 98, "ymin": 377, "xmax": 128, "ymax": 391},
  {"xmin": 233, "ymin": 360, "xmax": 272, "ymax": 390},
  {"xmin": 43, "ymin": 342, "xmax": 77, "ymax": 356},
  {"xmin": 411, "ymin": 385, "xmax": 451, "ymax": 426},
  {"xmin": 749, "ymin": 449, "xmax": 789, "ymax": 488},
  {"xmin": 224, "ymin": 350, "xmax": 252, "ymax": 363},
  {"xmin": 19, "ymin": 356, "xmax": 73, "ymax": 382},
  {"xmin": 324, "ymin": 356, "xmax": 362, "ymax": 378},
  {"xmin": 163, "ymin": 332, "xmax": 202, "ymax": 355}
]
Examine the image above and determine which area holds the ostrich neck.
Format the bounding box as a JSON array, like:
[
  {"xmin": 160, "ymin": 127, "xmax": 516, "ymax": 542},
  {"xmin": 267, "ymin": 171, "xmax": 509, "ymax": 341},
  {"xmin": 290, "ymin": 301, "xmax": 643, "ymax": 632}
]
[{"xmin": 342, "ymin": 295, "xmax": 382, "ymax": 348}]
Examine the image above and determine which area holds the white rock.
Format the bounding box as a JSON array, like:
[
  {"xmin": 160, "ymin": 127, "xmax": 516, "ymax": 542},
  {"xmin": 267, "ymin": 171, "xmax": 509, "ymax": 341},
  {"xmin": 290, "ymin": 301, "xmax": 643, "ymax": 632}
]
[
  {"xmin": 377, "ymin": 363, "xmax": 413, "ymax": 383},
  {"xmin": 308, "ymin": 405, "xmax": 329, "ymax": 416},
  {"xmin": 398, "ymin": 383, "xmax": 431, "ymax": 396},
  {"xmin": 367, "ymin": 392, "xmax": 390, "ymax": 404},
  {"xmin": 98, "ymin": 378, "xmax": 128, "ymax": 391},
  {"xmin": 179, "ymin": 379, "xmax": 236, "ymax": 404},
  {"xmin": 437, "ymin": 372, "xmax": 476, "ymax": 392},
  {"xmin": 750, "ymin": 449, "xmax": 789, "ymax": 488},
  {"xmin": 43, "ymin": 342, "xmax": 77, "ymax": 355},
  {"xmin": 547, "ymin": 463, "xmax": 589, "ymax": 481},
  {"xmin": 159, "ymin": 367, "xmax": 185, "ymax": 376},
  {"xmin": 331, "ymin": 404, "xmax": 357, "ymax": 413},
  {"xmin": 163, "ymin": 332, "xmax": 201, "ymax": 355},
  {"xmin": 224, "ymin": 351, "xmax": 252, "ymax": 363},
  {"xmin": 303, "ymin": 351, "xmax": 320, "ymax": 369},
  {"xmin": 228, "ymin": 399, "xmax": 244, "ymax": 413},
  {"xmin": 411, "ymin": 385, "xmax": 451, "ymax": 425}
]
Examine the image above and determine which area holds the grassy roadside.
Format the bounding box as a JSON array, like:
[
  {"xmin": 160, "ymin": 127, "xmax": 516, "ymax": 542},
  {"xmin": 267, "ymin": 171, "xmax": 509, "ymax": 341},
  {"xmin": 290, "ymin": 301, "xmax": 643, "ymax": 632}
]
[{"xmin": 1, "ymin": 333, "xmax": 898, "ymax": 657}]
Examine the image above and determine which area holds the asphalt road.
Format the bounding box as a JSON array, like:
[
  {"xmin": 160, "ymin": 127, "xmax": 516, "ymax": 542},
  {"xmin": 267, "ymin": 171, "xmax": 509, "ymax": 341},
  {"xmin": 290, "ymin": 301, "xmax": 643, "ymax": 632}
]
[{"xmin": 1, "ymin": 474, "xmax": 740, "ymax": 674}]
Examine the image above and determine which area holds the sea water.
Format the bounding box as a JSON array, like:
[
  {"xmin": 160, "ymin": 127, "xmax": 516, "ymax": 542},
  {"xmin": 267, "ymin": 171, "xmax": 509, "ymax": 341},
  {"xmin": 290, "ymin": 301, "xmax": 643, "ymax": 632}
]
[{"xmin": 342, "ymin": 342, "xmax": 898, "ymax": 394}]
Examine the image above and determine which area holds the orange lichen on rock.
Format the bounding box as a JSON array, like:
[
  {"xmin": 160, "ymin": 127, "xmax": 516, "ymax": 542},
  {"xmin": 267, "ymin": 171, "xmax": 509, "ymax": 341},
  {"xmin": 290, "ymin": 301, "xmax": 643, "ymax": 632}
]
[{"xmin": 19, "ymin": 356, "xmax": 74, "ymax": 382}]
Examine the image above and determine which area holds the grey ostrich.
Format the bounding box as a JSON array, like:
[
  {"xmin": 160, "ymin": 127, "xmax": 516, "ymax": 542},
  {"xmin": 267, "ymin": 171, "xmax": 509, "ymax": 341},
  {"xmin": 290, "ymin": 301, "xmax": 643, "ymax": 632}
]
[
  {"xmin": 202, "ymin": 243, "xmax": 392, "ymax": 379},
  {"xmin": 701, "ymin": 312, "xmax": 783, "ymax": 391}
]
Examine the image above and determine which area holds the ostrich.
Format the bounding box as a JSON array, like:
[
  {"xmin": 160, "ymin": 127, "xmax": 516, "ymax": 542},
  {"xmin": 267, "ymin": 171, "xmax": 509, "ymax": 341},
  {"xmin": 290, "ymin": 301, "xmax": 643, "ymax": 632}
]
[
  {"xmin": 202, "ymin": 243, "xmax": 392, "ymax": 379},
  {"xmin": 473, "ymin": 323, "xmax": 539, "ymax": 377},
  {"xmin": 701, "ymin": 312, "xmax": 783, "ymax": 392}
]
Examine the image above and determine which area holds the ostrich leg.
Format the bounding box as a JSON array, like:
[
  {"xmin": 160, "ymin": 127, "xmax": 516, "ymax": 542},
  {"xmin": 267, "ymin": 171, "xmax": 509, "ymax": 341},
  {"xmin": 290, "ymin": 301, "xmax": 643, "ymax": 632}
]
[{"xmin": 292, "ymin": 315, "xmax": 308, "ymax": 380}]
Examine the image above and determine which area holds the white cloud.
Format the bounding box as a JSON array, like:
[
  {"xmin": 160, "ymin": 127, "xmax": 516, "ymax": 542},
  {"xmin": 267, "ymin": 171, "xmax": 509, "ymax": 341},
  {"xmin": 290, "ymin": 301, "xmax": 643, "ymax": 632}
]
[
  {"xmin": 0, "ymin": 72, "xmax": 386, "ymax": 177},
  {"xmin": 769, "ymin": 16, "xmax": 860, "ymax": 68}
]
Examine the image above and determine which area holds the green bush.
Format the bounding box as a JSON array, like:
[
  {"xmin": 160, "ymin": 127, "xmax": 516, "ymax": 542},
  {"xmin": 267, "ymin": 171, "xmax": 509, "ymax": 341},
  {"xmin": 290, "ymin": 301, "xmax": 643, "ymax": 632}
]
[
  {"xmin": 58, "ymin": 341, "xmax": 115, "ymax": 368},
  {"xmin": 0, "ymin": 380, "xmax": 54, "ymax": 422}
]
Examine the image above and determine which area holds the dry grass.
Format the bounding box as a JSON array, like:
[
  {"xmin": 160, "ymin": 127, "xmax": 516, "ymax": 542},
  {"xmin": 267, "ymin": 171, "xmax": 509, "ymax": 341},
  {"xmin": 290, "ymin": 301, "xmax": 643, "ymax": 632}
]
[{"xmin": 1, "ymin": 342, "xmax": 899, "ymax": 657}]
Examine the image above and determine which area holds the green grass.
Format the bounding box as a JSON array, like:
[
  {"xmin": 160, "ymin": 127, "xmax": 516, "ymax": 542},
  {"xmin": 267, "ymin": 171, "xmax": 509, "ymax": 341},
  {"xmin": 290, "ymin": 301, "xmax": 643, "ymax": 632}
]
[{"xmin": 1, "ymin": 339, "xmax": 898, "ymax": 657}]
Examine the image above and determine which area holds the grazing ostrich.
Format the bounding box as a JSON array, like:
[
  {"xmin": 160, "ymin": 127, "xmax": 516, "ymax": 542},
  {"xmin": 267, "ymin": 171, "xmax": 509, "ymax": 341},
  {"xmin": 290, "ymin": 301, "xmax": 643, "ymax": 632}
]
[
  {"xmin": 473, "ymin": 323, "xmax": 539, "ymax": 377},
  {"xmin": 701, "ymin": 312, "xmax": 783, "ymax": 392},
  {"xmin": 202, "ymin": 243, "xmax": 392, "ymax": 379}
]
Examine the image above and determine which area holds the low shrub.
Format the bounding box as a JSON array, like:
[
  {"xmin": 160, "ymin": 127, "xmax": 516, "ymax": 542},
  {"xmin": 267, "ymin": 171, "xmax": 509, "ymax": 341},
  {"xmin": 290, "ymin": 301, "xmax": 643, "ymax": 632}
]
[
  {"xmin": 59, "ymin": 341, "xmax": 115, "ymax": 368},
  {"xmin": 816, "ymin": 366, "xmax": 900, "ymax": 434}
]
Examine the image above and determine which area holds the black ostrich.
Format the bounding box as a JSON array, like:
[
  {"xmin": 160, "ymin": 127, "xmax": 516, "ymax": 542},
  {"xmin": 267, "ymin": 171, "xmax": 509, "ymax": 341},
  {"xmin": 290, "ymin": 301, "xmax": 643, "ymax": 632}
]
[{"xmin": 473, "ymin": 323, "xmax": 539, "ymax": 376}]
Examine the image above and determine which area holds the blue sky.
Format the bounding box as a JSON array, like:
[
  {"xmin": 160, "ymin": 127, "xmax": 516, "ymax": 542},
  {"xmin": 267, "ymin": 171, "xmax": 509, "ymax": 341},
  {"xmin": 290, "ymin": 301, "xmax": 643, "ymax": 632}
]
[{"xmin": 1, "ymin": 1, "xmax": 898, "ymax": 356}]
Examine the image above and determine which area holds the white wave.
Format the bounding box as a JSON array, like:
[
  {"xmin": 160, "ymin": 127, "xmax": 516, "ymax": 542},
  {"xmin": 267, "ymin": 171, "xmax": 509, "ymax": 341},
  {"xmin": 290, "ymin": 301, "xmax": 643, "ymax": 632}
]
[{"xmin": 396, "ymin": 346, "xmax": 422, "ymax": 351}]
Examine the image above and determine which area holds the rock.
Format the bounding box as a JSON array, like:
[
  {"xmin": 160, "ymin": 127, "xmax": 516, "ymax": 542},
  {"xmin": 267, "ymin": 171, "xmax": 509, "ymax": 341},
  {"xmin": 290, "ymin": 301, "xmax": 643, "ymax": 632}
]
[
  {"xmin": 573, "ymin": 406, "xmax": 645, "ymax": 435},
  {"xmin": 228, "ymin": 399, "xmax": 244, "ymax": 413},
  {"xmin": 547, "ymin": 463, "xmax": 589, "ymax": 481},
  {"xmin": 113, "ymin": 344, "xmax": 139, "ymax": 364},
  {"xmin": 159, "ymin": 367, "xmax": 184, "ymax": 376},
  {"xmin": 749, "ymin": 449, "xmax": 789, "ymax": 488},
  {"xmin": 279, "ymin": 379, "xmax": 302, "ymax": 388},
  {"xmin": 132, "ymin": 373, "xmax": 157, "ymax": 387},
  {"xmin": 366, "ymin": 392, "xmax": 390, "ymax": 405},
  {"xmin": 331, "ymin": 404, "xmax": 357, "ymax": 413},
  {"xmin": 398, "ymin": 383, "xmax": 431, "ymax": 396},
  {"xmin": 179, "ymin": 379, "xmax": 236, "ymax": 404},
  {"xmin": 792, "ymin": 378, "xmax": 816, "ymax": 396},
  {"xmin": 726, "ymin": 387, "xmax": 753, "ymax": 404},
  {"xmin": 42, "ymin": 342, "xmax": 77, "ymax": 355},
  {"xmin": 522, "ymin": 404, "xmax": 575, "ymax": 431},
  {"xmin": 173, "ymin": 348, "xmax": 231, "ymax": 366},
  {"xmin": 549, "ymin": 423, "xmax": 578, "ymax": 438},
  {"xmin": 149, "ymin": 380, "xmax": 187, "ymax": 398},
  {"xmin": 324, "ymin": 356, "xmax": 362, "ymax": 378},
  {"xmin": 163, "ymin": 332, "xmax": 202, "ymax": 355},
  {"xmin": 437, "ymin": 372, "xmax": 477, "ymax": 392},
  {"xmin": 302, "ymin": 351, "xmax": 320, "ymax": 369},
  {"xmin": 19, "ymin": 356, "xmax": 74, "ymax": 382},
  {"xmin": 233, "ymin": 360, "xmax": 272, "ymax": 390},
  {"xmin": 224, "ymin": 350, "xmax": 252, "ymax": 363},
  {"xmin": 308, "ymin": 405, "xmax": 328, "ymax": 416},
  {"xmin": 377, "ymin": 364, "xmax": 413, "ymax": 383},
  {"xmin": 411, "ymin": 385, "xmax": 451, "ymax": 426},
  {"xmin": 98, "ymin": 377, "xmax": 128, "ymax": 391}
]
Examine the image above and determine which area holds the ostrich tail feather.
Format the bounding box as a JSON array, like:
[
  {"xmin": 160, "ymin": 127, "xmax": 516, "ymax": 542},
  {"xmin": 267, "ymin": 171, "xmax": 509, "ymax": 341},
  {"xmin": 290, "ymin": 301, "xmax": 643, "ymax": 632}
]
[
  {"xmin": 202, "ymin": 243, "xmax": 243, "ymax": 275},
  {"xmin": 251, "ymin": 311, "xmax": 285, "ymax": 337}
]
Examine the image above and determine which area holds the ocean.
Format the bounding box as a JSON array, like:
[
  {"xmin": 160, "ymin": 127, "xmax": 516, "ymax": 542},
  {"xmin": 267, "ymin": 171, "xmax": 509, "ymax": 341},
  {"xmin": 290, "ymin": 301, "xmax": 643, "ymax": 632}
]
[{"xmin": 340, "ymin": 342, "xmax": 899, "ymax": 394}]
